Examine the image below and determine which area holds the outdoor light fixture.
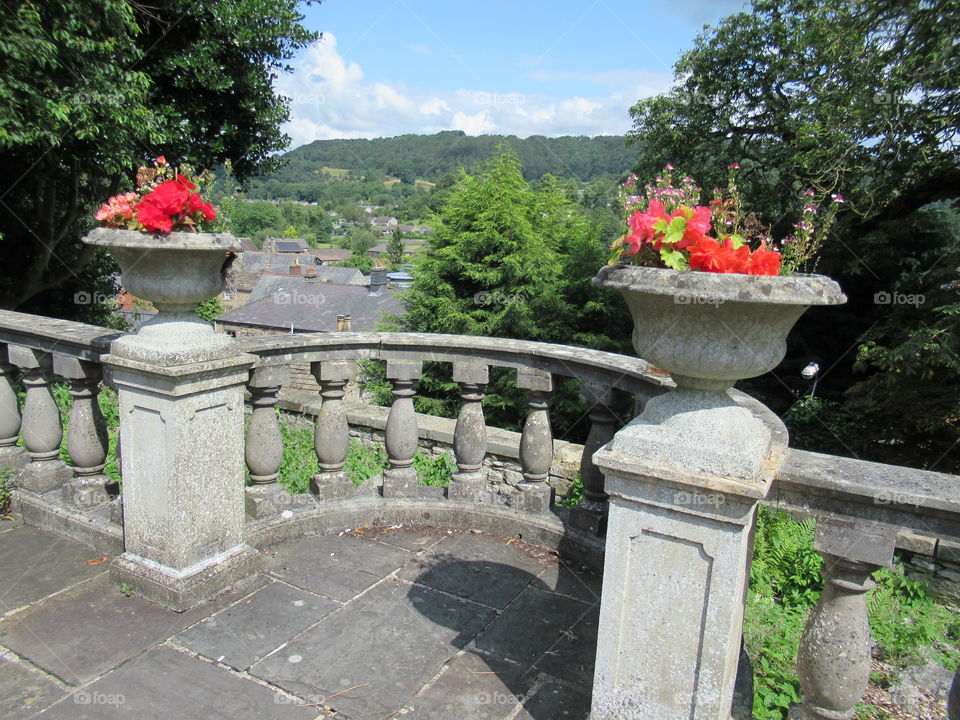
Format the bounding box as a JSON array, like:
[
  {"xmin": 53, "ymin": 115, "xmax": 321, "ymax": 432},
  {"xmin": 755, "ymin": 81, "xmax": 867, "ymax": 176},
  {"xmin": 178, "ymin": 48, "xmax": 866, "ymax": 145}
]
[{"xmin": 801, "ymin": 362, "xmax": 820, "ymax": 380}]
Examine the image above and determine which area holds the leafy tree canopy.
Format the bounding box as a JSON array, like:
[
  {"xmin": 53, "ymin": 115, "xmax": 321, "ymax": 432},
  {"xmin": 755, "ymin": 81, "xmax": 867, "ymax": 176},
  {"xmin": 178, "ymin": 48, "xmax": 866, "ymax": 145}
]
[
  {"xmin": 0, "ymin": 0, "xmax": 319, "ymax": 314},
  {"xmin": 626, "ymin": 0, "xmax": 960, "ymax": 470}
]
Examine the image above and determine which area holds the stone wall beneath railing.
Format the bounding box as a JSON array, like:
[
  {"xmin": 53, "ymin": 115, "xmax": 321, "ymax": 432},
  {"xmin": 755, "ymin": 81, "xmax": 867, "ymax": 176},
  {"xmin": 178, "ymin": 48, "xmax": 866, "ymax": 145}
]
[
  {"xmin": 897, "ymin": 533, "xmax": 960, "ymax": 604},
  {"xmin": 278, "ymin": 390, "xmax": 584, "ymax": 500}
]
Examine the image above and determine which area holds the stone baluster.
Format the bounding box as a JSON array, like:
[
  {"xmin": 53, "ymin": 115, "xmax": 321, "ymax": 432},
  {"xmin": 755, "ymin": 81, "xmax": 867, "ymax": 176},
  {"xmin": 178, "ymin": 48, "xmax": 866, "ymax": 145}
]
[
  {"xmin": 244, "ymin": 366, "xmax": 291, "ymax": 518},
  {"xmin": 0, "ymin": 344, "xmax": 27, "ymax": 471},
  {"xmin": 517, "ymin": 367, "xmax": 554, "ymax": 512},
  {"xmin": 54, "ymin": 357, "xmax": 111, "ymax": 508},
  {"xmin": 569, "ymin": 380, "xmax": 618, "ymax": 534},
  {"xmin": 449, "ymin": 362, "xmax": 489, "ymax": 502},
  {"xmin": 310, "ymin": 361, "xmax": 355, "ymax": 500},
  {"xmin": 9, "ymin": 346, "xmax": 72, "ymax": 493},
  {"xmin": 791, "ymin": 518, "xmax": 897, "ymax": 720},
  {"xmin": 382, "ymin": 360, "xmax": 422, "ymax": 497}
]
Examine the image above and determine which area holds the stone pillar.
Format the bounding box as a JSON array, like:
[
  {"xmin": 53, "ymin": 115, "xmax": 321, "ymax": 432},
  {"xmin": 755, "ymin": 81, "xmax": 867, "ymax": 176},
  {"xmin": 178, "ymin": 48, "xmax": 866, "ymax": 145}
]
[
  {"xmin": 103, "ymin": 348, "xmax": 259, "ymax": 612},
  {"xmin": 382, "ymin": 360, "xmax": 422, "ymax": 497},
  {"xmin": 449, "ymin": 362, "xmax": 488, "ymax": 502},
  {"xmin": 244, "ymin": 366, "xmax": 291, "ymax": 518},
  {"xmin": 517, "ymin": 367, "xmax": 553, "ymax": 512},
  {"xmin": 309, "ymin": 361, "xmax": 355, "ymax": 501},
  {"xmin": 950, "ymin": 669, "xmax": 960, "ymax": 720},
  {"xmin": 0, "ymin": 345, "xmax": 27, "ymax": 471},
  {"xmin": 10, "ymin": 346, "xmax": 72, "ymax": 493},
  {"xmin": 54, "ymin": 357, "xmax": 112, "ymax": 508},
  {"xmin": 569, "ymin": 380, "xmax": 617, "ymax": 534},
  {"xmin": 590, "ymin": 396, "xmax": 788, "ymax": 719},
  {"xmin": 791, "ymin": 518, "xmax": 896, "ymax": 720}
]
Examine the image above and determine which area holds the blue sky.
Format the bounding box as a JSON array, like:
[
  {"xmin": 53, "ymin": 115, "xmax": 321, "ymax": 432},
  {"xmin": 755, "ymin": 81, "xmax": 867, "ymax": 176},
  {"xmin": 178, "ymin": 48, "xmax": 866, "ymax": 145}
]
[{"xmin": 278, "ymin": 0, "xmax": 748, "ymax": 147}]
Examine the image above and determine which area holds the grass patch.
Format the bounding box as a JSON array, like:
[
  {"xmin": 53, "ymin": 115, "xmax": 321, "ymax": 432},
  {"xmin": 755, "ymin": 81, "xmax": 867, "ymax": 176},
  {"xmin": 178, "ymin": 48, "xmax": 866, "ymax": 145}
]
[{"xmin": 746, "ymin": 507, "xmax": 960, "ymax": 719}]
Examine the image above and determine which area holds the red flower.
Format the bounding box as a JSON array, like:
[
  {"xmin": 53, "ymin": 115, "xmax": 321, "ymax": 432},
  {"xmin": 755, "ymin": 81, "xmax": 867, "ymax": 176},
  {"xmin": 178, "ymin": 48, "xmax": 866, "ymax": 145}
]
[
  {"xmin": 135, "ymin": 175, "xmax": 215, "ymax": 231},
  {"xmin": 688, "ymin": 237, "xmax": 750, "ymax": 273},
  {"xmin": 745, "ymin": 242, "xmax": 782, "ymax": 276}
]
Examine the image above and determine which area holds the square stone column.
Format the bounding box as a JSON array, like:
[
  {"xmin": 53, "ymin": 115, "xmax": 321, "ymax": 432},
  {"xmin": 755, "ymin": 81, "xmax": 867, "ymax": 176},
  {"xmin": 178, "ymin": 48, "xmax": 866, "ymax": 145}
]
[
  {"xmin": 102, "ymin": 351, "xmax": 259, "ymax": 612},
  {"xmin": 590, "ymin": 393, "xmax": 786, "ymax": 720}
]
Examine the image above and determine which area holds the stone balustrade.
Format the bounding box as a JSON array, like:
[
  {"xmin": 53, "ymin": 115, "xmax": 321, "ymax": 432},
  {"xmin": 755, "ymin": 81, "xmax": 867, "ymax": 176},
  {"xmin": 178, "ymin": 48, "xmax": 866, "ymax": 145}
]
[{"xmin": 0, "ymin": 308, "xmax": 959, "ymax": 717}]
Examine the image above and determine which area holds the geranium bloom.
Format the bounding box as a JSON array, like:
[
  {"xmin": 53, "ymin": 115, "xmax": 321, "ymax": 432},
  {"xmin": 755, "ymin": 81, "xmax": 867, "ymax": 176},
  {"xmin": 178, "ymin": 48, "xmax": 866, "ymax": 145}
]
[
  {"xmin": 745, "ymin": 242, "xmax": 782, "ymax": 276},
  {"xmin": 135, "ymin": 175, "xmax": 215, "ymax": 232},
  {"xmin": 688, "ymin": 237, "xmax": 750, "ymax": 273}
]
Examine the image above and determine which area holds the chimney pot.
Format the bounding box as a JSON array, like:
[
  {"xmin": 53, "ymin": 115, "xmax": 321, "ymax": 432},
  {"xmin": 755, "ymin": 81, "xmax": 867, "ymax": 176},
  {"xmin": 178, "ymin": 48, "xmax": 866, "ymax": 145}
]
[{"xmin": 343, "ymin": 315, "xmax": 352, "ymax": 331}]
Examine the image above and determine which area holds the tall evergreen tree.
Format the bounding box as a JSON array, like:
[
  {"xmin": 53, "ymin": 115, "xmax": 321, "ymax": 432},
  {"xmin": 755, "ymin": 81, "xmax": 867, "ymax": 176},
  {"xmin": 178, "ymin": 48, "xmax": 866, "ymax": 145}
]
[{"xmin": 386, "ymin": 228, "xmax": 406, "ymax": 267}]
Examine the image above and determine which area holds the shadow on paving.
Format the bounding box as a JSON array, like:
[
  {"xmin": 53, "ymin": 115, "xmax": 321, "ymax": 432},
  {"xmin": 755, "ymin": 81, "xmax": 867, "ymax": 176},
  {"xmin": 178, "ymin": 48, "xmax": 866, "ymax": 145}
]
[{"xmin": 407, "ymin": 556, "xmax": 598, "ymax": 720}]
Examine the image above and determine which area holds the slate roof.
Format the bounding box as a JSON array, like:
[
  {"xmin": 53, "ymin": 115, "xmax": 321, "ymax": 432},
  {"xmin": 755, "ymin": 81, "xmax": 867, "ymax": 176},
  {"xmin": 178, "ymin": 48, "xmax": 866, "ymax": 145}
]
[
  {"xmin": 310, "ymin": 248, "xmax": 352, "ymax": 263},
  {"xmin": 216, "ymin": 284, "xmax": 405, "ymax": 332},
  {"xmin": 267, "ymin": 237, "xmax": 310, "ymax": 253},
  {"xmin": 247, "ymin": 269, "xmax": 366, "ymax": 304}
]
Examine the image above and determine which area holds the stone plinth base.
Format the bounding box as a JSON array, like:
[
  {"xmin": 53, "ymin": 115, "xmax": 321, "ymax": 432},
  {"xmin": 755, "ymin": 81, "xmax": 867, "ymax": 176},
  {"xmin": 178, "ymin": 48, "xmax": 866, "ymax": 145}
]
[
  {"xmin": 16, "ymin": 461, "xmax": 72, "ymax": 494},
  {"xmin": 111, "ymin": 544, "xmax": 262, "ymax": 613},
  {"xmin": 310, "ymin": 472, "xmax": 355, "ymax": 502},
  {"xmin": 0, "ymin": 446, "xmax": 28, "ymax": 472}
]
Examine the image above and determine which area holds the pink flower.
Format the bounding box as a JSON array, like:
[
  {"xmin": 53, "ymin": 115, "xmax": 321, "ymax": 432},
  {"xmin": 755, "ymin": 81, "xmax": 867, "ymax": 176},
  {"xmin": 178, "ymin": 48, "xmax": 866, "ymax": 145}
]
[
  {"xmin": 831, "ymin": 193, "xmax": 845, "ymax": 203},
  {"xmin": 728, "ymin": 163, "xmax": 740, "ymax": 169}
]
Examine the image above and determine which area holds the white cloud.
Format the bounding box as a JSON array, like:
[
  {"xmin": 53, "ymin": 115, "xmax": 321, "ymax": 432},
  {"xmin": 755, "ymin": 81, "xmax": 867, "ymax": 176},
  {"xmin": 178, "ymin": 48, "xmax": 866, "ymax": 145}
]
[
  {"xmin": 408, "ymin": 42, "xmax": 432, "ymax": 55},
  {"xmin": 452, "ymin": 110, "xmax": 495, "ymax": 135},
  {"xmin": 276, "ymin": 33, "xmax": 671, "ymax": 147}
]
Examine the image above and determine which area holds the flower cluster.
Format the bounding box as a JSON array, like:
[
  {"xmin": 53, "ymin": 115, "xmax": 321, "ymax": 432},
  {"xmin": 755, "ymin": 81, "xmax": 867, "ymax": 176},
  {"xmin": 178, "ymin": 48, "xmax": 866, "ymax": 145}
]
[
  {"xmin": 94, "ymin": 157, "xmax": 217, "ymax": 233},
  {"xmin": 609, "ymin": 165, "xmax": 840, "ymax": 276}
]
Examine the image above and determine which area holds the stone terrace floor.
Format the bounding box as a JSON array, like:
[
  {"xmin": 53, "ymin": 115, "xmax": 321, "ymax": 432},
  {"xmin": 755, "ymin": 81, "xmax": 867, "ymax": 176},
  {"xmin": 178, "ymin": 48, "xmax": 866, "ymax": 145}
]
[{"xmin": 0, "ymin": 513, "xmax": 601, "ymax": 720}]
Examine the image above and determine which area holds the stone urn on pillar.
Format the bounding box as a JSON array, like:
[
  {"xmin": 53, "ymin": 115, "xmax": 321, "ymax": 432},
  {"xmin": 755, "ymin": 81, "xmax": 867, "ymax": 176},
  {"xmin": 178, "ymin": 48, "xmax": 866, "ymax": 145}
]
[
  {"xmin": 83, "ymin": 226, "xmax": 258, "ymax": 611},
  {"xmin": 83, "ymin": 227, "xmax": 239, "ymax": 363},
  {"xmin": 589, "ymin": 264, "xmax": 845, "ymax": 720}
]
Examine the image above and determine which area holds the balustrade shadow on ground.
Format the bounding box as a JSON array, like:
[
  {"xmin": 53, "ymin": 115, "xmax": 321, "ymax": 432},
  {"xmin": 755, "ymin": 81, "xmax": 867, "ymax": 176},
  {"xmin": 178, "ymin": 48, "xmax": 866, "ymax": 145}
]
[{"xmin": 1, "ymin": 308, "xmax": 959, "ymax": 719}]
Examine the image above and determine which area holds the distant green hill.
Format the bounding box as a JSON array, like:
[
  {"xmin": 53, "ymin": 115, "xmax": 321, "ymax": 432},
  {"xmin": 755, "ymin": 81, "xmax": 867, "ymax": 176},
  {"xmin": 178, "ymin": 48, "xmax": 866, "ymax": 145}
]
[{"xmin": 256, "ymin": 131, "xmax": 638, "ymax": 188}]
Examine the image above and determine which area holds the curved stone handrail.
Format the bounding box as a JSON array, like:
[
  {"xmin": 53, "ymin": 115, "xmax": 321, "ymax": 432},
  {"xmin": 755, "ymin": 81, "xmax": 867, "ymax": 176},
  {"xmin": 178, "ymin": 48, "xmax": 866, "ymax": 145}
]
[{"xmin": 236, "ymin": 331, "xmax": 671, "ymax": 396}]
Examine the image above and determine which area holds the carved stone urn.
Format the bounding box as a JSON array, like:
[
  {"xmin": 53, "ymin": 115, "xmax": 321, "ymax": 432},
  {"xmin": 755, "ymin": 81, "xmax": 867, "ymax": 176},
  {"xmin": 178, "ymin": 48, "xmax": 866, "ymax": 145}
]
[
  {"xmin": 83, "ymin": 227, "xmax": 240, "ymax": 364},
  {"xmin": 593, "ymin": 264, "xmax": 846, "ymax": 481}
]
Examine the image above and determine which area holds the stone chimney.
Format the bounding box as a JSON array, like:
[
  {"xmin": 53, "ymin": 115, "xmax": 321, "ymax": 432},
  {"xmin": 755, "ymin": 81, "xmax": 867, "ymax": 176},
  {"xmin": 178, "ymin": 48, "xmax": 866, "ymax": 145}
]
[
  {"xmin": 304, "ymin": 267, "xmax": 317, "ymax": 282},
  {"xmin": 289, "ymin": 259, "xmax": 302, "ymax": 276},
  {"xmin": 368, "ymin": 267, "xmax": 388, "ymax": 295}
]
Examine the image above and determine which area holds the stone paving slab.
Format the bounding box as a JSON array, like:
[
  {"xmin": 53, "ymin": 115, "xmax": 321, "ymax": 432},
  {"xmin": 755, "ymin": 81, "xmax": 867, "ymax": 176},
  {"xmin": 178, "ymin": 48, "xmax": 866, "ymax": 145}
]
[
  {"xmin": 0, "ymin": 656, "xmax": 66, "ymax": 719},
  {"xmin": 400, "ymin": 531, "xmax": 552, "ymax": 609},
  {"xmin": 0, "ymin": 525, "xmax": 107, "ymax": 615},
  {"xmin": 0, "ymin": 573, "xmax": 267, "ymax": 686},
  {"xmin": 175, "ymin": 580, "xmax": 340, "ymax": 671},
  {"xmin": 265, "ymin": 532, "xmax": 410, "ymax": 602},
  {"xmin": 530, "ymin": 606, "xmax": 599, "ymax": 691},
  {"xmin": 359, "ymin": 526, "xmax": 448, "ymax": 553},
  {"xmin": 250, "ymin": 580, "xmax": 496, "ymax": 720},
  {"xmin": 516, "ymin": 677, "xmax": 592, "ymax": 720},
  {"xmin": 474, "ymin": 586, "xmax": 594, "ymax": 665},
  {"xmin": 404, "ymin": 650, "xmax": 532, "ymax": 720},
  {"xmin": 33, "ymin": 645, "xmax": 322, "ymax": 720},
  {"xmin": 535, "ymin": 558, "xmax": 602, "ymax": 605}
]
